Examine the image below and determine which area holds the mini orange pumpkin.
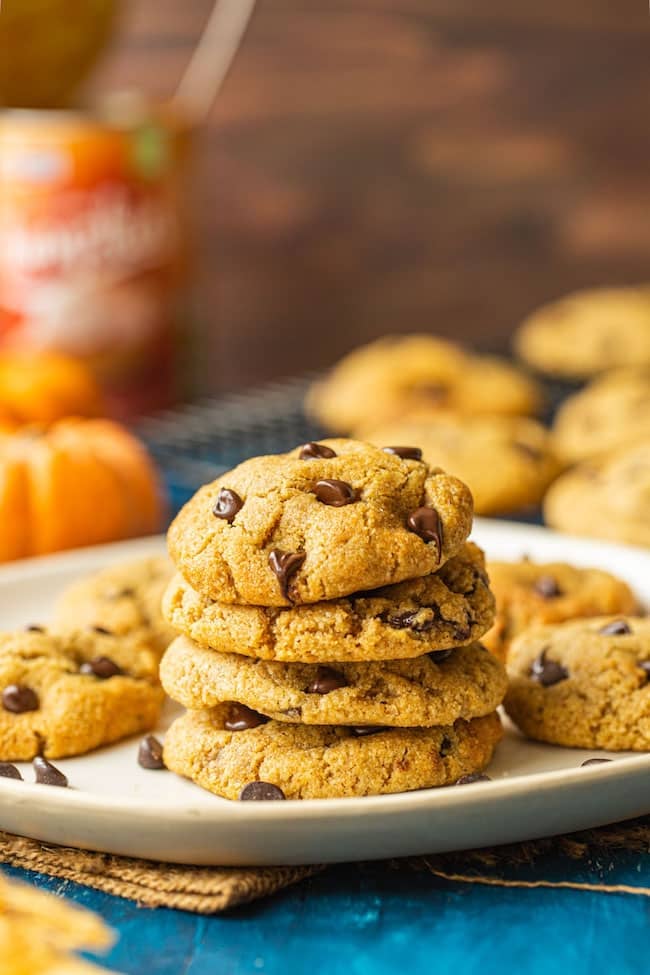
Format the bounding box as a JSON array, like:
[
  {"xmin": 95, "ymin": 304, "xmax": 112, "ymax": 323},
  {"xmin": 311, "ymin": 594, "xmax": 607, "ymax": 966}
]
[
  {"xmin": 0, "ymin": 352, "xmax": 104, "ymax": 426},
  {"xmin": 0, "ymin": 419, "xmax": 166, "ymax": 561}
]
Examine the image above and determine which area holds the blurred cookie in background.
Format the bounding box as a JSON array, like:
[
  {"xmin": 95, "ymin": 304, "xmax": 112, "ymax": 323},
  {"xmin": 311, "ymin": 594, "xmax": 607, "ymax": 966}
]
[
  {"xmin": 358, "ymin": 412, "xmax": 558, "ymax": 516},
  {"xmin": 306, "ymin": 335, "xmax": 543, "ymax": 433},
  {"xmin": 515, "ymin": 285, "xmax": 650, "ymax": 380},
  {"xmin": 553, "ymin": 367, "xmax": 650, "ymax": 465}
]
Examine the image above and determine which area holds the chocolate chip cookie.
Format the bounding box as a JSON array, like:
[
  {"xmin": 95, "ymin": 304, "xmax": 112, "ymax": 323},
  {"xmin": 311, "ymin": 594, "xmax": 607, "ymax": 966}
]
[
  {"xmin": 505, "ymin": 617, "xmax": 650, "ymax": 750},
  {"xmin": 357, "ymin": 413, "xmax": 559, "ymax": 515},
  {"xmin": 160, "ymin": 636, "xmax": 507, "ymax": 727},
  {"xmin": 307, "ymin": 334, "xmax": 542, "ymax": 432},
  {"xmin": 515, "ymin": 286, "xmax": 650, "ymax": 379},
  {"xmin": 543, "ymin": 442, "xmax": 650, "ymax": 548},
  {"xmin": 0, "ymin": 629, "xmax": 163, "ymax": 760},
  {"xmin": 54, "ymin": 555, "xmax": 176, "ymax": 659},
  {"xmin": 163, "ymin": 542, "xmax": 494, "ymax": 662},
  {"xmin": 552, "ymin": 367, "xmax": 650, "ymax": 464},
  {"xmin": 168, "ymin": 439, "xmax": 474, "ymax": 606},
  {"xmin": 483, "ymin": 559, "xmax": 639, "ymax": 660},
  {"xmin": 163, "ymin": 706, "xmax": 503, "ymax": 800}
]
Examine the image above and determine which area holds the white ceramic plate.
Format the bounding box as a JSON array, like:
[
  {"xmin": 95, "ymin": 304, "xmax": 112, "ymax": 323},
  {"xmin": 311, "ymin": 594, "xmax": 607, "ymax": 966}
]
[{"xmin": 0, "ymin": 521, "xmax": 649, "ymax": 867}]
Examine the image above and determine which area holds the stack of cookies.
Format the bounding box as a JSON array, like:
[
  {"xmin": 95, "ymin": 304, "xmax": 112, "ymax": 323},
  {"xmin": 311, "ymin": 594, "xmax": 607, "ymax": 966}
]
[{"xmin": 160, "ymin": 439, "xmax": 507, "ymax": 801}]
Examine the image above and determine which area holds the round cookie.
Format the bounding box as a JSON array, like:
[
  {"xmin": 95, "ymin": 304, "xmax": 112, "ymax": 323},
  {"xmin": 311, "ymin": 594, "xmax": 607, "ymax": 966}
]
[
  {"xmin": 163, "ymin": 706, "xmax": 503, "ymax": 800},
  {"xmin": 168, "ymin": 439, "xmax": 474, "ymax": 606},
  {"xmin": 160, "ymin": 637, "xmax": 507, "ymax": 727},
  {"xmin": 162, "ymin": 542, "xmax": 495, "ymax": 662},
  {"xmin": 0, "ymin": 629, "xmax": 163, "ymax": 760},
  {"xmin": 356, "ymin": 413, "xmax": 559, "ymax": 516},
  {"xmin": 505, "ymin": 617, "xmax": 650, "ymax": 750},
  {"xmin": 306, "ymin": 335, "xmax": 542, "ymax": 432},
  {"xmin": 483, "ymin": 560, "xmax": 640, "ymax": 661},
  {"xmin": 515, "ymin": 286, "xmax": 650, "ymax": 379},
  {"xmin": 543, "ymin": 442, "xmax": 650, "ymax": 548},
  {"xmin": 54, "ymin": 555, "xmax": 176, "ymax": 659},
  {"xmin": 552, "ymin": 368, "xmax": 650, "ymax": 464}
]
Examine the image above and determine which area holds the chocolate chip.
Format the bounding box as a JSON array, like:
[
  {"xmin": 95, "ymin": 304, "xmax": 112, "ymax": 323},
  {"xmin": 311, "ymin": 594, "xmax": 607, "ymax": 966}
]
[
  {"xmin": 299, "ymin": 442, "xmax": 336, "ymax": 460},
  {"xmin": 456, "ymin": 772, "xmax": 491, "ymax": 784},
  {"xmin": 25, "ymin": 625, "xmax": 45, "ymax": 633},
  {"xmin": 439, "ymin": 736, "xmax": 453, "ymax": 757},
  {"xmin": 0, "ymin": 763, "xmax": 22, "ymax": 780},
  {"xmin": 80, "ymin": 656, "xmax": 122, "ymax": 679},
  {"xmin": 383, "ymin": 446, "xmax": 423, "ymax": 461},
  {"xmin": 385, "ymin": 610, "xmax": 435, "ymax": 632},
  {"xmin": 224, "ymin": 703, "xmax": 269, "ymax": 731},
  {"xmin": 239, "ymin": 781, "xmax": 286, "ymax": 801},
  {"xmin": 599, "ymin": 619, "xmax": 631, "ymax": 636},
  {"xmin": 90, "ymin": 625, "xmax": 113, "ymax": 636},
  {"xmin": 138, "ymin": 735, "xmax": 165, "ymax": 769},
  {"xmin": 406, "ymin": 506, "xmax": 443, "ymax": 556},
  {"xmin": 349, "ymin": 726, "xmax": 388, "ymax": 737},
  {"xmin": 428, "ymin": 649, "xmax": 454, "ymax": 664},
  {"xmin": 533, "ymin": 575, "xmax": 563, "ymax": 599},
  {"xmin": 306, "ymin": 666, "xmax": 349, "ymax": 694},
  {"xmin": 213, "ymin": 488, "xmax": 244, "ymax": 523},
  {"xmin": 268, "ymin": 549, "xmax": 306, "ymax": 598},
  {"xmin": 314, "ymin": 479, "xmax": 356, "ymax": 506},
  {"xmin": 2, "ymin": 685, "xmax": 39, "ymax": 714},
  {"xmin": 33, "ymin": 757, "xmax": 68, "ymax": 787},
  {"xmin": 530, "ymin": 648, "xmax": 568, "ymax": 686},
  {"xmin": 581, "ymin": 758, "xmax": 612, "ymax": 767}
]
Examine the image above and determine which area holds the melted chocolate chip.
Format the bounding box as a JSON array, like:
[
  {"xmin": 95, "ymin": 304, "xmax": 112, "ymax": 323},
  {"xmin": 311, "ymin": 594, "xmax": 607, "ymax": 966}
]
[
  {"xmin": 428, "ymin": 649, "xmax": 454, "ymax": 664},
  {"xmin": 299, "ymin": 442, "xmax": 336, "ymax": 460},
  {"xmin": 599, "ymin": 619, "xmax": 631, "ymax": 636},
  {"xmin": 25, "ymin": 625, "xmax": 45, "ymax": 633},
  {"xmin": 306, "ymin": 666, "xmax": 349, "ymax": 694},
  {"xmin": 533, "ymin": 575, "xmax": 563, "ymax": 599},
  {"xmin": 268, "ymin": 549, "xmax": 306, "ymax": 598},
  {"xmin": 0, "ymin": 762, "xmax": 22, "ymax": 780},
  {"xmin": 406, "ymin": 506, "xmax": 442, "ymax": 556},
  {"xmin": 138, "ymin": 735, "xmax": 165, "ymax": 769},
  {"xmin": 439, "ymin": 736, "xmax": 453, "ymax": 757},
  {"xmin": 224, "ymin": 703, "xmax": 269, "ymax": 731},
  {"xmin": 314, "ymin": 479, "xmax": 357, "ymax": 507},
  {"xmin": 2, "ymin": 684, "xmax": 39, "ymax": 714},
  {"xmin": 80, "ymin": 656, "xmax": 122, "ymax": 679},
  {"xmin": 581, "ymin": 758, "xmax": 612, "ymax": 767},
  {"xmin": 456, "ymin": 772, "xmax": 491, "ymax": 784},
  {"xmin": 213, "ymin": 488, "xmax": 244, "ymax": 523},
  {"xmin": 385, "ymin": 610, "xmax": 435, "ymax": 633},
  {"xmin": 239, "ymin": 781, "xmax": 286, "ymax": 801},
  {"xmin": 33, "ymin": 757, "xmax": 68, "ymax": 787},
  {"xmin": 90, "ymin": 625, "xmax": 113, "ymax": 636},
  {"xmin": 383, "ymin": 446, "xmax": 423, "ymax": 461},
  {"xmin": 349, "ymin": 726, "xmax": 388, "ymax": 737},
  {"xmin": 530, "ymin": 648, "xmax": 568, "ymax": 686}
]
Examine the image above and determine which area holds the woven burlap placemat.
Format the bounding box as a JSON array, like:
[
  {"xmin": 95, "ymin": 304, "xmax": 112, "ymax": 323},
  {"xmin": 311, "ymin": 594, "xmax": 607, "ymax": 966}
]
[{"xmin": 3, "ymin": 818, "xmax": 650, "ymax": 913}]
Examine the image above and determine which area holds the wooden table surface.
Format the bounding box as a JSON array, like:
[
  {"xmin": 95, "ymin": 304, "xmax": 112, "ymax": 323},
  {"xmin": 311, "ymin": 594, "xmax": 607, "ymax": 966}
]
[{"xmin": 88, "ymin": 1, "xmax": 650, "ymax": 392}]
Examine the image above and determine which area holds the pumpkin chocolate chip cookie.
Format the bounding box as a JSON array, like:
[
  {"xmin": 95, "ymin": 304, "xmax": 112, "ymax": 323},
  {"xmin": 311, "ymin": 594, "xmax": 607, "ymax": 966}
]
[
  {"xmin": 168, "ymin": 439, "xmax": 474, "ymax": 606},
  {"xmin": 163, "ymin": 706, "xmax": 503, "ymax": 800},
  {"xmin": 162, "ymin": 542, "xmax": 495, "ymax": 662},
  {"xmin": 483, "ymin": 559, "xmax": 639, "ymax": 660},
  {"xmin": 160, "ymin": 637, "xmax": 507, "ymax": 727},
  {"xmin": 505, "ymin": 617, "xmax": 650, "ymax": 750},
  {"xmin": 0, "ymin": 629, "xmax": 163, "ymax": 760}
]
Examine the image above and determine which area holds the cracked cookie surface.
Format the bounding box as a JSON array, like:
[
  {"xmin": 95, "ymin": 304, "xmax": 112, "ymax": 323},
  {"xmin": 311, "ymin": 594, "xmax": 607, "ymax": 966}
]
[
  {"xmin": 0, "ymin": 629, "xmax": 164, "ymax": 760},
  {"xmin": 505, "ymin": 617, "xmax": 650, "ymax": 750},
  {"xmin": 163, "ymin": 706, "xmax": 503, "ymax": 799},
  {"xmin": 160, "ymin": 636, "xmax": 507, "ymax": 727},
  {"xmin": 163, "ymin": 543, "xmax": 494, "ymax": 661},
  {"xmin": 168, "ymin": 439, "xmax": 474, "ymax": 606}
]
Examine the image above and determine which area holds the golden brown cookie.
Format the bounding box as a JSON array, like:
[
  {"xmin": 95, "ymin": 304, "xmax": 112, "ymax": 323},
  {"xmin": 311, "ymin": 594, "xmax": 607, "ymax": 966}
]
[
  {"xmin": 505, "ymin": 617, "xmax": 650, "ymax": 750},
  {"xmin": 357, "ymin": 413, "xmax": 559, "ymax": 515},
  {"xmin": 543, "ymin": 442, "xmax": 650, "ymax": 548},
  {"xmin": 515, "ymin": 286, "xmax": 650, "ymax": 379},
  {"xmin": 163, "ymin": 706, "xmax": 503, "ymax": 800},
  {"xmin": 160, "ymin": 637, "xmax": 507, "ymax": 727},
  {"xmin": 163, "ymin": 543, "xmax": 495, "ymax": 662},
  {"xmin": 0, "ymin": 629, "xmax": 163, "ymax": 760},
  {"xmin": 483, "ymin": 559, "xmax": 640, "ymax": 661},
  {"xmin": 168, "ymin": 439, "xmax": 474, "ymax": 606},
  {"xmin": 54, "ymin": 555, "xmax": 176, "ymax": 659},
  {"xmin": 307, "ymin": 335, "xmax": 542, "ymax": 432}
]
